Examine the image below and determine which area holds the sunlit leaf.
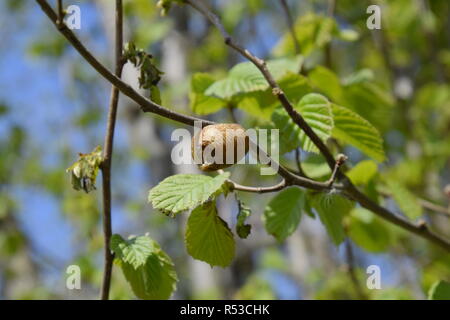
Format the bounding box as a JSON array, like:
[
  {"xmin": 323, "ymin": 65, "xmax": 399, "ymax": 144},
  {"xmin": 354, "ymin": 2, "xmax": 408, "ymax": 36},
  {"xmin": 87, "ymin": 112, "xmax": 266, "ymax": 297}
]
[
  {"xmin": 185, "ymin": 202, "xmax": 235, "ymax": 267},
  {"xmin": 148, "ymin": 173, "xmax": 231, "ymax": 216},
  {"xmin": 263, "ymin": 187, "xmax": 305, "ymax": 241},
  {"xmin": 111, "ymin": 234, "xmax": 177, "ymax": 300}
]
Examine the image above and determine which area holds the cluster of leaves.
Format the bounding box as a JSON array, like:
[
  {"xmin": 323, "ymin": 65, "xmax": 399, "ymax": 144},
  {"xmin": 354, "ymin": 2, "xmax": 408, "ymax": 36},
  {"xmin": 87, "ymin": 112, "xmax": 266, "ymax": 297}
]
[
  {"xmin": 148, "ymin": 172, "xmax": 234, "ymax": 268},
  {"xmin": 190, "ymin": 57, "xmax": 385, "ymax": 162},
  {"xmin": 123, "ymin": 42, "xmax": 164, "ymax": 104},
  {"xmin": 66, "ymin": 146, "xmax": 103, "ymax": 193}
]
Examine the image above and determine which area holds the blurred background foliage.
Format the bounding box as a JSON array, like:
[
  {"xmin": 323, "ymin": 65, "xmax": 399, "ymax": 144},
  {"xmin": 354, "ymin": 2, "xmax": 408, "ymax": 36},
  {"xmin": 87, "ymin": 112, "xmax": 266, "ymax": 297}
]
[{"xmin": 0, "ymin": 0, "xmax": 449, "ymax": 299}]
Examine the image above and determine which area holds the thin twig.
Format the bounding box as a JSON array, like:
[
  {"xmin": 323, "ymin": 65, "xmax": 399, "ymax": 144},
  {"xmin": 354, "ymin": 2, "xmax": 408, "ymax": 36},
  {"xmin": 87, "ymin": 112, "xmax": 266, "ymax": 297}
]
[
  {"xmin": 56, "ymin": 0, "xmax": 64, "ymax": 26},
  {"xmin": 100, "ymin": 0, "xmax": 123, "ymax": 300},
  {"xmin": 326, "ymin": 154, "xmax": 347, "ymax": 187},
  {"xmin": 278, "ymin": 0, "xmax": 300, "ymax": 54},
  {"xmin": 230, "ymin": 179, "xmax": 287, "ymax": 194},
  {"xmin": 379, "ymin": 189, "xmax": 450, "ymax": 218},
  {"xmin": 294, "ymin": 148, "xmax": 308, "ymax": 178},
  {"xmin": 419, "ymin": 199, "xmax": 450, "ymax": 217}
]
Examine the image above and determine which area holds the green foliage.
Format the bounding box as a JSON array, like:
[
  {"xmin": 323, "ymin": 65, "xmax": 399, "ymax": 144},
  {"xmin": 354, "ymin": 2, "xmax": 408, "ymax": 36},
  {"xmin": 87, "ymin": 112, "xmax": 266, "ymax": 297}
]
[
  {"xmin": 263, "ymin": 187, "xmax": 305, "ymax": 241},
  {"xmin": 347, "ymin": 208, "xmax": 392, "ymax": 253},
  {"xmin": 111, "ymin": 234, "xmax": 178, "ymax": 300},
  {"xmin": 274, "ymin": 13, "xmax": 336, "ymax": 56},
  {"xmin": 428, "ymin": 281, "xmax": 450, "ymax": 300},
  {"xmin": 347, "ymin": 160, "xmax": 378, "ymax": 186},
  {"xmin": 311, "ymin": 192, "xmax": 354, "ymax": 245},
  {"xmin": 205, "ymin": 56, "xmax": 302, "ymax": 99},
  {"xmin": 235, "ymin": 72, "xmax": 311, "ymax": 120},
  {"xmin": 124, "ymin": 42, "xmax": 163, "ymax": 104},
  {"xmin": 190, "ymin": 73, "xmax": 226, "ymax": 115},
  {"xmin": 236, "ymin": 200, "xmax": 252, "ymax": 239},
  {"xmin": 234, "ymin": 274, "xmax": 276, "ymax": 300},
  {"xmin": 66, "ymin": 146, "xmax": 103, "ymax": 193},
  {"xmin": 331, "ymin": 104, "xmax": 385, "ymax": 162},
  {"xmin": 185, "ymin": 201, "xmax": 235, "ymax": 267},
  {"xmin": 386, "ymin": 180, "xmax": 423, "ymax": 220},
  {"xmin": 148, "ymin": 172, "xmax": 230, "ymax": 216},
  {"xmin": 272, "ymin": 93, "xmax": 333, "ymax": 154}
]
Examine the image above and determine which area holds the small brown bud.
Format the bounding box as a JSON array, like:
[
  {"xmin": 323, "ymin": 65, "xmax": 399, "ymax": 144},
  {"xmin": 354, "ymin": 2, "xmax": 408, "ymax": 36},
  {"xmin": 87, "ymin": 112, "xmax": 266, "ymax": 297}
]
[{"xmin": 191, "ymin": 123, "xmax": 249, "ymax": 172}]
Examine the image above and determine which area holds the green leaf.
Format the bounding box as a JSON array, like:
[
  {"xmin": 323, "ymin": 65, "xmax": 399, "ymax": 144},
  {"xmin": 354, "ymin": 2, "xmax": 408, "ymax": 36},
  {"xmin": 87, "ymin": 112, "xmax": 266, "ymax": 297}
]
[
  {"xmin": 124, "ymin": 42, "xmax": 163, "ymax": 101},
  {"xmin": 111, "ymin": 234, "xmax": 177, "ymax": 300},
  {"xmin": 331, "ymin": 104, "xmax": 385, "ymax": 162},
  {"xmin": 428, "ymin": 280, "xmax": 450, "ymax": 300},
  {"xmin": 235, "ymin": 72, "xmax": 311, "ymax": 120},
  {"xmin": 148, "ymin": 173, "xmax": 230, "ymax": 216},
  {"xmin": 274, "ymin": 13, "xmax": 337, "ymax": 56},
  {"xmin": 347, "ymin": 160, "xmax": 378, "ymax": 185},
  {"xmin": 185, "ymin": 202, "xmax": 235, "ymax": 267},
  {"xmin": 236, "ymin": 201, "xmax": 252, "ymax": 239},
  {"xmin": 263, "ymin": 187, "xmax": 305, "ymax": 241},
  {"xmin": 347, "ymin": 208, "xmax": 392, "ymax": 253},
  {"xmin": 386, "ymin": 180, "xmax": 423, "ymax": 220},
  {"xmin": 205, "ymin": 56, "xmax": 302, "ymax": 99},
  {"xmin": 111, "ymin": 234, "xmax": 156, "ymax": 269},
  {"xmin": 271, "ymin": 93, "xmax": 333, "ymax": 154},
  {"xmin": 189, "ymin": 73, "xmax": 226, "ymax": 115},
  {"xmin": 309, "ymin": 66, "xmax": 344, "ymax": 103},
  {"xmin": 311, "ymin": 192, "xmax": 354, "ymax": 245},
  {"xmin": 66, "ymin": 146, "xmax": 103, "ymax": 193}
]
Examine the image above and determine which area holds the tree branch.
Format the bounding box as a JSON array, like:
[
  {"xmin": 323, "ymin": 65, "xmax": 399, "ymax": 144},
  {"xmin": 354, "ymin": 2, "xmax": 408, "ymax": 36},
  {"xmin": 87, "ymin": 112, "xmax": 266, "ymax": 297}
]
[
  {"xmin": 230, "ymin": 179, "xmax": 287, "ymax": 194},
  {"xmin": 36, "ymin": 0, "xmax": 213, "ymax": 128},
  {"xmin": 35, "ymin": 0, "xmax": 335, "ymax": 195},
  {"xmin": 99, "ymin": 0, "xmax": 123, "ymax": 301}
]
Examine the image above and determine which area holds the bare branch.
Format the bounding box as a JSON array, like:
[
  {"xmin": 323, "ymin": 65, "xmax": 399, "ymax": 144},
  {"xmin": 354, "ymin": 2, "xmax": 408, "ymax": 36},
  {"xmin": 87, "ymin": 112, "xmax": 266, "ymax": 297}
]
[
  {"xmin": 36, "ymin": 0, "xmax": 213, "ymax": 128},
  {"xmin": 99, "ymin": 0, "xmax": 123, "ymax": 301},
  {"xmin": 326, "ymin": 153, "xmax": 347, "ymax": 187},
  {"xmin": 230, "ymin": 179, "xmax": 287, "ymax": 194}
]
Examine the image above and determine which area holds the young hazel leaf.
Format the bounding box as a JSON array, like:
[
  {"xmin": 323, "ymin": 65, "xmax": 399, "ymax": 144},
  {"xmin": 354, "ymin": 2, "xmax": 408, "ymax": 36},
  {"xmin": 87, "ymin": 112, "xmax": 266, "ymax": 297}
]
[
  {"xmin": 347, "ymin": 208, "xmax": 392, "ymax": 253},
  {"xmin": 111, "ymin": 234, "xmax": 178, "ymax": 300},
  {"xmin": 347, "ymin": 160, "xmax": 378, "ymax": 186},
  {"xmin": 386, "ymin": 180, "xmax": 422, "ymax": 220},
  {"xmin": 263, "ymin": 187, "xmax": 305, "ymax": 241},
  {"xmin": 205, "ymin": 56, "xmax": 302, "ymax": 99},
  {"xmin": 189, "ymin": 73, "xmax": 226, "ymax": 115},
  {"xmin": 311, "ymin": 192, "xmax": 354, "ymax": 245},
  {"xmin": 331, "ymin": 104, "xmax": 385, "ymax": 162},
  {"xmin": 185, "ymin": 201, "xmax": 235, "ymax": 267},
  {"xmin": 66, "ymin": 146, "xmax": 103, "ymax": 193},
  {"xmin": 272, "ymin": 93, "xmax": 333, "ymax": 154},
  {"xmin": 148, "ymin": 172, "xmax": 230, "ymax": 216}
]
